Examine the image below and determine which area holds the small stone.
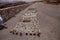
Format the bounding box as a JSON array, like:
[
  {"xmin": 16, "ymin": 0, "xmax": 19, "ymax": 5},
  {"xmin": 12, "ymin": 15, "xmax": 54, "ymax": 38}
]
[
  {"xmin": 25, "ymin": 33, "xmax": 28, "ymax": 35},
  {"xmin": 30, "ymin": 33, "xmax": 32, "ymax": 35},
  {"xmin": 10, "ymin": 31, "xmax": 13, "ymax": 33},
  {"xmin": 37, "ymin": 33, "xmax": 41, "ymax": 37},
  {"xmin": 33, "ymin": 33, "xmax": 36, "ymax": 36},
  {"xmin": 15, "ymin": 32, "xmax": 18, "ymax": 35},
  {"xmin": 12, "ymin": 32, "xmax": 14, "ymax": 34},
  {"xmin": 20, "ymin": 33, "xmax": 22, "ymax": 36}
]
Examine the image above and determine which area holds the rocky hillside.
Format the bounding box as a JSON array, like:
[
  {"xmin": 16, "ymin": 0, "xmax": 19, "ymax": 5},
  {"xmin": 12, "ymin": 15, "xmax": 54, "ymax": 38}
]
[
  {"xmin": 43, "ymin": 0, "xmax": 60, "ymax": 4},
  {"xmin": 0, "ymin": 2, "xmax": 31, "ymax": 23}
]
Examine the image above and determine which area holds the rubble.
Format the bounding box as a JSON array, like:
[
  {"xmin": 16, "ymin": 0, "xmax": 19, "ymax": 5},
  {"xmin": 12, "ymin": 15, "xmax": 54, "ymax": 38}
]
[{"xmin": 10, "ymin": 8, "xmax": 41, "ymax": 37}]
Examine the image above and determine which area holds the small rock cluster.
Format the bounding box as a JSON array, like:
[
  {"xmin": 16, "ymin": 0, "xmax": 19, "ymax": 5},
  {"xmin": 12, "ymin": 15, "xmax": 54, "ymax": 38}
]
[{"xmin": 10, "ymin": 8, "xmax": 41, "ymax": 37}]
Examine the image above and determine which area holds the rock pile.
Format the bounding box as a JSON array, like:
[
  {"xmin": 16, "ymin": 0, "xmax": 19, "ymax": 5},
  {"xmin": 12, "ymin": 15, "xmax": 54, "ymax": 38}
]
[{"xmin": 10, "ymin": 8, "xmax": 41, "ymax": 37}]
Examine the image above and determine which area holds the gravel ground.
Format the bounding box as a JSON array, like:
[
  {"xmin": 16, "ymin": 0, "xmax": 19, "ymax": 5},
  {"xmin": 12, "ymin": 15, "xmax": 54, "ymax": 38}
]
[{"xmin": 0, "ymin": 2, "xmax": 60, "ymax": 40}]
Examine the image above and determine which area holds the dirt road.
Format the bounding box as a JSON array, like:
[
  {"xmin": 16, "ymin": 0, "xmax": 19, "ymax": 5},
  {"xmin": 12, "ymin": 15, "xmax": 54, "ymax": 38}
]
[{"xmin": 0, "ymin": 2, "xmax": 60, "ymax": 40}]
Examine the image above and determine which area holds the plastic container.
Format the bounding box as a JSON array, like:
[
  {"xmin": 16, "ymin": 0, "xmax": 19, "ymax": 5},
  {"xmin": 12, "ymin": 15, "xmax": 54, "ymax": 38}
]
[{"xmin": 0, "ymin": 16, "xmax": 3, "ymax": 26}]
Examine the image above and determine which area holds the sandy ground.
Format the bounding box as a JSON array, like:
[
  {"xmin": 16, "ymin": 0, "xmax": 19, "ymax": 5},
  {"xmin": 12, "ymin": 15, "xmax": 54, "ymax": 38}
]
[{"xmin": 0, "ymin": 2, "xmax": 60, "ymax": 40}]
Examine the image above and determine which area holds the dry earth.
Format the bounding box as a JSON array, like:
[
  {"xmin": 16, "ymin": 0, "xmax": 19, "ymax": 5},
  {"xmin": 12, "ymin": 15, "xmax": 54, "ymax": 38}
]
[{"xmin": 0, "ymin": 2, "xmax": 60, "ymax": 40}]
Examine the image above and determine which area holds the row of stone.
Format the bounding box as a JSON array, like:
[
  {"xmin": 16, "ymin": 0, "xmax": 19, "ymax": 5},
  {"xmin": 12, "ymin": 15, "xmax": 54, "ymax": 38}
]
[{"xmin": 10, "ymin": 30, "xmax": 41, "ymax": 37}]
